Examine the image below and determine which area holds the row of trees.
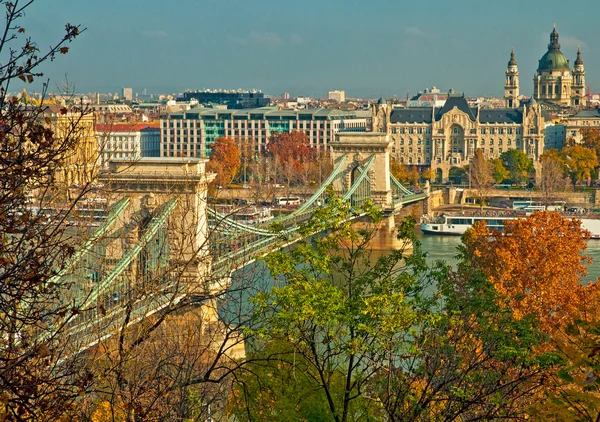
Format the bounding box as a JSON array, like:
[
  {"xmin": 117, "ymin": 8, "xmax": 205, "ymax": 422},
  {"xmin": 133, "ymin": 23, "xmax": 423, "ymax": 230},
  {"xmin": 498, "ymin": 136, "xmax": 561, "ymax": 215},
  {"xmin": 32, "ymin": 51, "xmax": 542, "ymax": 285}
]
[{"xmin": 207, "ymin": 131, "xmax": 332, "ymax": 200}]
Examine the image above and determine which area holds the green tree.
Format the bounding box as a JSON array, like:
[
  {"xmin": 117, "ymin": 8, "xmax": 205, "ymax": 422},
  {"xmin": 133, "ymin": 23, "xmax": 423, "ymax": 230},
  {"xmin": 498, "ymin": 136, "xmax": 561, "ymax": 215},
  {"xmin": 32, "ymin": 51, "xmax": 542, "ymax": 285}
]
[
  {"xmin": 500, "ymin": 149, "xmax": 534, "ymax": 185},
  {"xmin": 490, "ymin": 158, "xmax": 509, "ymax": 183},
  {"xmin": 238, "ymin": 191, "xmax": 551, "ymax": 421},
  {"xmin": 248, "ymin": 194, "xmax": 433, "ymax": 422},
  {"xmin": 562, "ymin": 144, "xmax": 598, "ymax": 186}
]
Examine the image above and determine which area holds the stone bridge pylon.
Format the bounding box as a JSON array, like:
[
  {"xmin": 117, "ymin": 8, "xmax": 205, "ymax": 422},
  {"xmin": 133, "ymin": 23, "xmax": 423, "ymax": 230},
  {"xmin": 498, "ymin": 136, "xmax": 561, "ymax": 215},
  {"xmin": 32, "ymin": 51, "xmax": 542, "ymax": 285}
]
[{"xmin": 330, "ymin": 132, "xmax": 394, "ymax": 209}]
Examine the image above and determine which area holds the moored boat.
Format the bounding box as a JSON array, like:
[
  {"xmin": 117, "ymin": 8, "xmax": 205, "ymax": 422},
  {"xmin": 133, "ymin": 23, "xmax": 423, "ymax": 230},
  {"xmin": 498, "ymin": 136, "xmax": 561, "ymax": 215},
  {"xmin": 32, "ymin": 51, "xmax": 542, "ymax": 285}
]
[{"xmin": 421, "ymin": 209, "xmax": 600, "ymax": 239}]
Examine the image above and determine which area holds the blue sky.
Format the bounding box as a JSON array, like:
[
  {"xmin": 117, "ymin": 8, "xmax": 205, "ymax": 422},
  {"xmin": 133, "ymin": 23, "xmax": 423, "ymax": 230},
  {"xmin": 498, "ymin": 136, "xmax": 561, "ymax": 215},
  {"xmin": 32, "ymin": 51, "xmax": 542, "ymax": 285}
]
[{"xmin": 18, "ymin": 0, "xmax": 600, "ymax": 98}]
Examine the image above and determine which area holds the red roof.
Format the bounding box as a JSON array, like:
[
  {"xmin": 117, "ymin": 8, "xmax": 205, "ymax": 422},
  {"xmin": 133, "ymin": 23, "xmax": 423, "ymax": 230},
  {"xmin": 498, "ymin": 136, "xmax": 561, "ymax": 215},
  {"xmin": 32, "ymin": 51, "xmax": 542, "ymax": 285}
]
[{"xmin": 95, "ymin": 122, "xmax": 160, "ymax": 133}]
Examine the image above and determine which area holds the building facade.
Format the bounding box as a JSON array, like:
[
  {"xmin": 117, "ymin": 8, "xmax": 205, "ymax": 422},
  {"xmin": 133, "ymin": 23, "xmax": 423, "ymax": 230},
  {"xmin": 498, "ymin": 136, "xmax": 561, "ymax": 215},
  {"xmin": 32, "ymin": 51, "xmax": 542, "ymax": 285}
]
[
  {"xmin": 45, "ymin": 107, "xmax": 99, "ymax": 187},
  {"xmin": 372, "ymin": 95, "xmax": 546, "ymax": 181},
  {"xmin": 179, "ymin": 90, "xmax": 269, "ymax": 109},
  {"xmin": 532, "ymin": 25, "xmax": 586, "ymax": 107},
  {"xmin": 328, "ymin": 90, "xmax": 346, "ymax": 102},
  {"xmin": 160, "ymin": 107, "xmax": 370, "ymax": 158},
  {"xmin": 96, "ymin": 123, "xmax": 160, "ymax": 168}
]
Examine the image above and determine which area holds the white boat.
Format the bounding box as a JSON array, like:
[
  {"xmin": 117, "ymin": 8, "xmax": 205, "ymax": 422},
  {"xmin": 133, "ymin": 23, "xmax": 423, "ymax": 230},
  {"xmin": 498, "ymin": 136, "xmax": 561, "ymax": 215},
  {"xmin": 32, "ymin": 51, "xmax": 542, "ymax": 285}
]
[
  {"xmin": 421, "ymin": 210, "xmax": 600, "ymax": 239},
  {"xmin": 214, "ymin": 205, "xmax": 273, "ymax": 226}
]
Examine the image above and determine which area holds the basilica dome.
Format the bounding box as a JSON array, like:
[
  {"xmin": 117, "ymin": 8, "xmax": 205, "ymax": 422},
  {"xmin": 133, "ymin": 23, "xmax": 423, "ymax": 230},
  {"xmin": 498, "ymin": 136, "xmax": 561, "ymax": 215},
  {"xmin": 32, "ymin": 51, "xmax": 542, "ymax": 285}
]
[{"xmin": 537, "ymin": 26, "xmax": 570, "ymax": 72}]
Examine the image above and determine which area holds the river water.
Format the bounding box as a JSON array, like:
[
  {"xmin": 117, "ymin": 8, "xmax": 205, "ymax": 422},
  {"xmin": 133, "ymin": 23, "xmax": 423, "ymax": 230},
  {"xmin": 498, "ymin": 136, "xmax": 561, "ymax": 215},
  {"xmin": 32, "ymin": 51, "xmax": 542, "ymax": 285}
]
[{"xmin": 417, "ymin": 233, "xmax": 600, "ymax": 281}]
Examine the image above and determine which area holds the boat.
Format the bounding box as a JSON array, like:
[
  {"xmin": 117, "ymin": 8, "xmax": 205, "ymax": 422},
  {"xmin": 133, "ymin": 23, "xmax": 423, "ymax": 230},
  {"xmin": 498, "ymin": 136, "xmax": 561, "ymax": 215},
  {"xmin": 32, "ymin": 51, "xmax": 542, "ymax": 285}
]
[
  {"xmin": 420, "ymin": 209, "xmax": 600, "ymax": 239},
  {"xmin": 213, "ymin": 204, "xmax": 273, "ymax": 226}
]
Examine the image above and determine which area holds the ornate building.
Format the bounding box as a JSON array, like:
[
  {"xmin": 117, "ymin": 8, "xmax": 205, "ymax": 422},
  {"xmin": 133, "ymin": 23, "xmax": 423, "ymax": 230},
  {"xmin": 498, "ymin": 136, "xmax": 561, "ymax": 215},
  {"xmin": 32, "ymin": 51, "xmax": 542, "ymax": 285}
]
[
  {"xmin": 371, "ymin": 95, "xmax": 545, "ymax": 181},
  {"xmin": 532, "ymin": 25, "xmax": 586, "ymax": 107}
]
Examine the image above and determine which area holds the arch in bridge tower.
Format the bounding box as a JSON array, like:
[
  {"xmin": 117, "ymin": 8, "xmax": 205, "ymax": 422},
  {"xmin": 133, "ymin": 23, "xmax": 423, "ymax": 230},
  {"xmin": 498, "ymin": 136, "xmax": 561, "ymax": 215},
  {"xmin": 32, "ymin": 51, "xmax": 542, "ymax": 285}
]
[
  {"xmin": 330, "ymin": 132, "xmax": 393, "ymax": 209},
  {"xmin": 99, "ymin": 158, "xmax": 216, "ymax": 282}
]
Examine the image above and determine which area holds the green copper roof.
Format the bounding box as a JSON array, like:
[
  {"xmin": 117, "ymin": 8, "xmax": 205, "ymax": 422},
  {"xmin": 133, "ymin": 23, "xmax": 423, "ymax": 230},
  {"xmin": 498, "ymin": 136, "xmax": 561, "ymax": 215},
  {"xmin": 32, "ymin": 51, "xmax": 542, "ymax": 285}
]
[{"xmin": 538, "ymin": 26, "xmax": 570, "ymax": 72}]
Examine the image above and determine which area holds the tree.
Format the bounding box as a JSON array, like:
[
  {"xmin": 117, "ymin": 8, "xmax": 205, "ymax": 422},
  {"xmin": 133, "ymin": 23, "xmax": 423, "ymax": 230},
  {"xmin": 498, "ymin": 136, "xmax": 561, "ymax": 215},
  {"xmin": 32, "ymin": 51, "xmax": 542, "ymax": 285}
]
[
  {"xmin": 390, "ymin": 159, "xmax": 418, "ymax": 185},
  {"xmin": 490, "ymin": 158, "xmax": 509, "ymax": 183},
  {"xmin": 539, "ymin": 149, "xmax": 568, "ymax": 202},
  {"xmin": 461, "ymin": 211, "xmax": 600, "ymax": 332},
  {"xmin": 500, "ymin": 149, "xmax": 534, "ymax": 185},
  {"xmin": 267, "ymin": 131, "xmax": 315, "ymax": 190},
  {"xmin": 246, "ymin": 195, "xmax": 431, "ymax": 422},
  {"xmin": 207, "ymin": 137, "xmax": 241, "ymax": 187},
  {"xmin": 468, "ymin": 148, "xmax": 493, "ymax": 207},
  {"xmin": 562, "ymin": 144, "xmax": 598, "ymax": 186},
  {"xmin": 235, "ymin": 192, "xmax": 550, "ymax": 421},
  {"xmin": 421, "ymin": 168, "xmax": 435, "ymax": 182},
  {"xmin": 0, "ymin": 1, "xmax": 88, "ymax": 419}
]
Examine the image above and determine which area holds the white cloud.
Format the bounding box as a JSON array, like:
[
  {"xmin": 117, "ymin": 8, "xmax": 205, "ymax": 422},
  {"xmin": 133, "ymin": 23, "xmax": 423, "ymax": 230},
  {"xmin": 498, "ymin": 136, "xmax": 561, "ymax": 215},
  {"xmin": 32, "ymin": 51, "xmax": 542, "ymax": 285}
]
[
  {"xmin": 290, "ymin": 34, "xmax": 303, "ymax": 45},
  {"xmin": 249, "ymin": 31, "xmax": 284, "ymax": 47},
  {"xmin": 140, "ymin": 29, "xmax": 167, "ymax": 39},
  {"xmin": 404, "ymin": 26, "xmax": 427, "ymax": 37},
  {"xmin": 229, "ymin": 30, "xmax": 285, "ymax": 47}
]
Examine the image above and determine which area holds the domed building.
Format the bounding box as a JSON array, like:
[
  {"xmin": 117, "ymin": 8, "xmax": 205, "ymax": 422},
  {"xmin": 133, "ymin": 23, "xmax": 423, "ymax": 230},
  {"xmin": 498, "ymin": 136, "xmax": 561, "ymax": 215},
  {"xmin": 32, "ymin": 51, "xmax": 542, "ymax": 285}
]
[{"xmin": 530, "ymin": 25, "xmax": 586, "ymax": 107}]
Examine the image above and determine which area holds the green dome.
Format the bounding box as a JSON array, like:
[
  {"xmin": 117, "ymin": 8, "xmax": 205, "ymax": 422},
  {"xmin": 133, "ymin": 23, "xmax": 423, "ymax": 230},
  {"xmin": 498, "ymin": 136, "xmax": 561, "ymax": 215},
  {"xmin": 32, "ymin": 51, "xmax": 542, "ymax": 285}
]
[
  {"xmin": 538, "ymin": 50, "xmax": 570, "ymax": 71},
  {"xmin": 537, "ymin": 26, "xmax": 570, "ymax": 72}
]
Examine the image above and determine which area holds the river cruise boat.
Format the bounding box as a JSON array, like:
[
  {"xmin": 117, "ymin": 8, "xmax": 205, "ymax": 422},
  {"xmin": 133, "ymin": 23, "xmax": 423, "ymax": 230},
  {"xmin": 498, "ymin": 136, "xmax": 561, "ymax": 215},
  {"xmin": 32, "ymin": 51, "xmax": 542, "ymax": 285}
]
[
  {"xmin": 421, "ymin": 210, "xmax": 600, "ymax": 239},
  {"xmin": 213, "ymin": 205, "xmax": 273, "ymax": 226}
]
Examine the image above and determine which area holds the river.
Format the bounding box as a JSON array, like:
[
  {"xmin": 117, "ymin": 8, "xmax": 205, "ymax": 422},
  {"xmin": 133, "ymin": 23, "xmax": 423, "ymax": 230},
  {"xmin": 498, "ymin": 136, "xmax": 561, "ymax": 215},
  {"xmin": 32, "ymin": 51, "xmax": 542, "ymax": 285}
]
[{"xmin": 417, "ymin": 233, "xmax": 600, "ymax": 281}]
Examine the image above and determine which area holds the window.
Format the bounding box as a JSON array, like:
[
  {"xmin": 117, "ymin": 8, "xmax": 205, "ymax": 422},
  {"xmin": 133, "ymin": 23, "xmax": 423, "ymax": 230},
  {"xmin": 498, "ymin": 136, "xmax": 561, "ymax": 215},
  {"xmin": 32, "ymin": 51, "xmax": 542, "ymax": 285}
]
[
  {"xmin": 480, "ymin": 128, "xmax": 486, "ymax": 134},
  {"xmin": 417, "ymin": 127, "xmax": 423, "ymax": 134},
  {"xmin": 408, "ymin": 128, "xmax": 414, "ymax": 134},
  {"xmin": 437, "ymin": 129, "xmax": 444, "ymax": 134},
  {"xmin": 399, "ymin": 128, "xmax": 405, "ymax": 134},
  {"xmin": 490, "ymin": 128, "xmax": 495, "ymax": 134},
  {"xmin": 498, "ymin": 128, "xmax": 504, "ymax": 134}
]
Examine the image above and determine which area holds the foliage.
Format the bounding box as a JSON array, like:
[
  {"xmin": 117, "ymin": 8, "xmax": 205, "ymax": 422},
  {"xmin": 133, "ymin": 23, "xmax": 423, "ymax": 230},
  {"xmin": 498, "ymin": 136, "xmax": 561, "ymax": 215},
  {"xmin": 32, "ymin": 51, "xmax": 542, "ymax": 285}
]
[
  {"xmin": 468, "ymin": 148, "xmax": 493, "ymax": 206},
  {"xmin": 562, "ymin": 144, "xmax": 598, "ymax": 185},
  {"xmin": 391, "ymin": 159, "xmax": 419, "ymax": 185},
  {"xmin": 266, "ymin": 131, "xmax": 317, "ymax": 191},
  {"xmin": 580, "ymin": 128, "xmax": 600, "ymax": 163},
  {"xmin": 531, "ymin": 318, "xmax": 600, "ymax": 421},
  {"xmin": 461, "ymin": 211, "xmax": 600, "ymax": 332},
  {"xmin": 490, "ymin": 158, "xmax": 509, "ymax": 183},
  {"xmin": 421, "ymin": 168, "xmax": 435, "ymax": 181},
  {"xmin": 236, "ymin": 191, "xmax": 551, "ymax": 421},
  {"xmin": 207, "ymin": 136, "xmax": 241, "ymax": 187},
  {"xmin": 500, "ymin": 149, "xmax": 534, "ymax": 185},
  {"xmin": 0, "ymin": 1, "xmax": 88, "ymax": 420},
  {"xmin": 539, "ymin": 149, "xmax": 568, "ymax": 201}
]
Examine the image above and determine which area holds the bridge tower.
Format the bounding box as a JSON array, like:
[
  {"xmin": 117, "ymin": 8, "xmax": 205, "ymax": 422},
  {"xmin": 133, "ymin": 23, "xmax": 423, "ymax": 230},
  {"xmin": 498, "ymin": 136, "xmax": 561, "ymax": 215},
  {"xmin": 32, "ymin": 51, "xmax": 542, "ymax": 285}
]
[
  {"xmin": 330, "ymin": 132, "xmax": 394, "ymax": 209},
  {"xmin": 99, "ymin": 158, "xmax": 216, "ymax": 285}
]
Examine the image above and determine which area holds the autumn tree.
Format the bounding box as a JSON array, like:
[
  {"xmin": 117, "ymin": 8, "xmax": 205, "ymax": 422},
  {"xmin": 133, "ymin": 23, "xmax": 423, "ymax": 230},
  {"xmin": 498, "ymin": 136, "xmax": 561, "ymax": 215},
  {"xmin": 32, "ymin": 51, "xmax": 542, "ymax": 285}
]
[
  {"xmin": 562, "ymin": 144, "xmax": 598, "ymax": 186},
  {"xmin": 267, "ymin": 131, "xmax": 315, "ymax": 190},
  {"xmin": 461, "ymin": 211, "xmax": 600, "ymax": 332},
  {"xmin": 0, "ymin": 1, "xmax": 88, "ymax": 419},
  {"xmin": 539, "ymin": 149, "xmax": 568, "ymax": 202},
  {"xmin": 421, "ymin": 167, "xmax": 435, "ymax": 182},
  {"xmin": 500, "ymin": 149, "xmax": 534, "ymax": 185},
  {"xmin": 390, "ymin": 159, "xmax": 419, "ymax": 185},
  {"xmin": 468, "ymin": 148, "xmax": 493, "ymax": 207},
  {"xmin": 207, "ymin": 136, "xmax": 241, "ymax": 187}
]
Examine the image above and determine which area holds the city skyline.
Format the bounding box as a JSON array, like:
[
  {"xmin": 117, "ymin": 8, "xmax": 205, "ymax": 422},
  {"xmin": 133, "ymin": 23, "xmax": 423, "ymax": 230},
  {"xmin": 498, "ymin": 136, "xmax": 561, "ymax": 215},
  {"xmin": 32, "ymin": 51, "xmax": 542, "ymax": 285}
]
[{"xmin": 21, "ymin": 0, "xmax": 600, "ymax": 98}]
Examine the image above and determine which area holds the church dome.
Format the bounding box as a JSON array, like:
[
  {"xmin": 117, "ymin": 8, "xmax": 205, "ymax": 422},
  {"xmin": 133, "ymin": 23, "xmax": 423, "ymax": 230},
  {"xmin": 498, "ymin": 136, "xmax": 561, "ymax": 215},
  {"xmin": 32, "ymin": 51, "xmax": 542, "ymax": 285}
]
[{"xmin": 537, "ymin": 26, "xmax": 570, "ymax": 72}]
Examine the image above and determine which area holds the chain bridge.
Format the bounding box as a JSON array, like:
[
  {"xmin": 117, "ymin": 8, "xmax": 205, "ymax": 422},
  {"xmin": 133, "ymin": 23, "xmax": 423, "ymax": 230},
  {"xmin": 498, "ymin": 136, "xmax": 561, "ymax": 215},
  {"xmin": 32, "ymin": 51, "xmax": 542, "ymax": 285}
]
[{"xmin": 47, "ymin": 133, "xmax": 428, "ymax": 351}]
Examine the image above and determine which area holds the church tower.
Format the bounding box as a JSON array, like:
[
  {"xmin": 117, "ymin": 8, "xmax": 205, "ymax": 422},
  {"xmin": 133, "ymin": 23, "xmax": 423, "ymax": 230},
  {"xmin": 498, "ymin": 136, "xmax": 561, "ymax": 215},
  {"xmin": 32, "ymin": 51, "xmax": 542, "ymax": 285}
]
[
  {"xmin": 571, "ymin": 45, "xmax": 586, "ymax": 107},
  {"xmin": 533, "ymin": 25, "xmax": 572, "ymax": 106},
  {"xmin": 504, "ymin": 48, "xmax": 520, "ymax": 108}
]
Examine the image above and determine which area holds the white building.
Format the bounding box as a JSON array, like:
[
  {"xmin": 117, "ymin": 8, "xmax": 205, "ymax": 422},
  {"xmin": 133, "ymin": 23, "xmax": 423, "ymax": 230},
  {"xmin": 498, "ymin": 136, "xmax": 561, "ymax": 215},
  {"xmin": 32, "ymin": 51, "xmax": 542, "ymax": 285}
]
[
  {"xmin": 328, "ymin": 90, "xmax": 346, "ymax": 102},
  {"xmin": 160, "ymin": 106, "xmax": 370, "ymax": 157},
  {"xmin": 96, "ymin": 123, "xmax": 160, "ymax": 168}
]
